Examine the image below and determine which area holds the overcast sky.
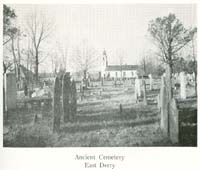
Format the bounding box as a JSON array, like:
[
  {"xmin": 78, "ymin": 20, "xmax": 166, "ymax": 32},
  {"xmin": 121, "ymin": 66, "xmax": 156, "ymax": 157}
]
[{"xmin": 8, "ymin": 4, "xmax": 197, "ymax": 73}]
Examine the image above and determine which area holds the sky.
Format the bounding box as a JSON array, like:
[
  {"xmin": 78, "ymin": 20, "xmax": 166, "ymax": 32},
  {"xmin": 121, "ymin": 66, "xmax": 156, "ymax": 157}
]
[{"xmin": 7, "ymin": 4, "xmax": 197, "ymax": 73}]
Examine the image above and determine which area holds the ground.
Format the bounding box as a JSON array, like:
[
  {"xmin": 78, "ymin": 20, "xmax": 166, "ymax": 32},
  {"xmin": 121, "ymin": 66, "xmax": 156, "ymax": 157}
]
[{"xmin": 3, "ymin": 79, "xmax": 189, "ymax": 147}]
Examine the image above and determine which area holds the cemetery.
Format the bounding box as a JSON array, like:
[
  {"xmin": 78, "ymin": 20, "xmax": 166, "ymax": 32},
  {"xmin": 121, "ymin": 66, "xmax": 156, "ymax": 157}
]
[
  {"xmin": 3, "ymin": 71, "xmax": 197, "ymax": 147},
  {"xmin": 3, "ymin": 5, "xmax": 197, "ymax": 147}
]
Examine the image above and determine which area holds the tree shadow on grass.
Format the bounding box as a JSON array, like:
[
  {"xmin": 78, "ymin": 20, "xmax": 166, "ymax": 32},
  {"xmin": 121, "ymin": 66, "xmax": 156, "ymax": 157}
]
[{"xmin": 60, "ymin": 116, "xmax": 159, "ymax": 134}]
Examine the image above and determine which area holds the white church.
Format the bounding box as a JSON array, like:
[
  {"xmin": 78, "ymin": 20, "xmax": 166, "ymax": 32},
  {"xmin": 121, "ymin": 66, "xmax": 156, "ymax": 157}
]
[{"xmin": 101, "ymin": 50, "xmax": 139, "ymax": 79}]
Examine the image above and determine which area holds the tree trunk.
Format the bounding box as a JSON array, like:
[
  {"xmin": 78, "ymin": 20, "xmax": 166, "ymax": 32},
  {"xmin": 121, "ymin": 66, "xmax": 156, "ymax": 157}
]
[
  {"xmin": 11, "ymin": 37, "xmax": 17, "ymax": 76},
  {"xmin": 166, "ymin": 63, "xmax": 173, "ymax": 100},
  {"xmin": 168, "ymin": 40, "xmax": 173, "ymax": 99},
  {"xmin": 35, "ymin": 52, "xmax": 39, "ymax": 83}
]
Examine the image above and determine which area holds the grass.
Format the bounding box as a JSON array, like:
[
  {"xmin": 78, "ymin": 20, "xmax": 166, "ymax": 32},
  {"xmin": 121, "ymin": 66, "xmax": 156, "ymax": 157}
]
[{"xmin": 4, "ymin": 82, "xmax": 175, "ymax": 147}]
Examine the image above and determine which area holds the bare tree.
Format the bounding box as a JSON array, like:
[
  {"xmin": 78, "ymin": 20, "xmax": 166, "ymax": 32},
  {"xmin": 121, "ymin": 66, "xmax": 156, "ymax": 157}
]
[
  {"xmin": 56, "ymin": 39, "xmax": 70, "ymax": 73},
  {"xmin": 72, "ymin": 41, "xmax": 98, "ymax": 88},
  {"xmin": 50, "ymin": 51, "xmax": 59, "ymax": 74},
  {"xmin": 72, "ymin": 42, "xmax": 97, "ymax": 75},
  {"xmin": 26, "ymin": 10, "xmax": 54, "ymax": 83}
]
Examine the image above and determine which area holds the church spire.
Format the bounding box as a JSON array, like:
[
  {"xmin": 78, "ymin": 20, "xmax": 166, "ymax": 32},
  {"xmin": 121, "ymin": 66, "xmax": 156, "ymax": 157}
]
[{"xmin": 103, "ymin": 49, "xmax": 108, "ymax": 66}]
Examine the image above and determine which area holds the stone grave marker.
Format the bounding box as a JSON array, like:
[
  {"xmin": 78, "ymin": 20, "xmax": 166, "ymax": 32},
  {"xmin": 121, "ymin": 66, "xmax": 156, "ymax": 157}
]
[
  {"xmin": 149, "ymin": 74, "xmax": 153, "ymax": 90},
  {"xmin": 134, "ymin": 78, "xmax": 141, "ymax": 102},
  {"xmin": 53, "ymin": 77, "xmax": 61, "ymax": 133},
  {"xmin": 169, "ymin": 98, "xmax": 179, "ymax": 144},
  {"xmin": 160, "ymin": 75, "xmax": 169, "ymax": 136},
  {"xmin": 62, "ymin": 72, "xmax": 71, "ymax": 122},
  {"xmin": 142, "ymin": 79, "xmax": 147, "ymax": 105},
  {"xmin": 5, "ymin": 73, "xmax": 17, "ymax": 111},
  {"xmin": 71, "ymin": 80, "xmax": 77, "ymax": 118},
  {"xmin": 180, "ymin": 72, "xmax": 186, "ymax": 99}
]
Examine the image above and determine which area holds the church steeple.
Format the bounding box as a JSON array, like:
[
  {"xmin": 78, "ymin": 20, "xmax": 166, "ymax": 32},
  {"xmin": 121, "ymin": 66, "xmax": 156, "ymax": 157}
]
[{"xmin": 103, "ymin": 49, "xmax": 108, "ymax": 66}]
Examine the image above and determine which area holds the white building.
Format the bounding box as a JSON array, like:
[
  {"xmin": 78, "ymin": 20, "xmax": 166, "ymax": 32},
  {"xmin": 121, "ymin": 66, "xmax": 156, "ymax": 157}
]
[
  {"xmin": 104, "ymin": 65, "xmax": 138, "ymax": 79},
  {"xmin": 101, "ymin": 50, "xmax": 138, "ymax": 79}
]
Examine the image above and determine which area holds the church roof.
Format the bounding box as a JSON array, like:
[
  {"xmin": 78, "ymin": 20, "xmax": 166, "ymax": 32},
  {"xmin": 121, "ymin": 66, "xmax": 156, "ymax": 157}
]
[{"xmin": 105, "ymin": 65, "xmax": 138, "ymax": 71}]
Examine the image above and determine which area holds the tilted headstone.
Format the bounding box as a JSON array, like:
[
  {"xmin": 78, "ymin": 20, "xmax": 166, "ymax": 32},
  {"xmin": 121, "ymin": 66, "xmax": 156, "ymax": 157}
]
[
  {"xmin": 53, "ymin": 77, "xmax": 61, "ymax": 133},
  {"xmin": 5, "ymin": 73, "xmax": 17, "ymax": 111},
  {"xmin": 160, "ymin": 75, "xmax": 169, "ymax": 136},
  {"xmin": 180, "ymin": 72, "xmax": 186, "ymax": 99},
  {"xmin": 62, "ymin": 72, "xmax": 71, "ymax": 122}
]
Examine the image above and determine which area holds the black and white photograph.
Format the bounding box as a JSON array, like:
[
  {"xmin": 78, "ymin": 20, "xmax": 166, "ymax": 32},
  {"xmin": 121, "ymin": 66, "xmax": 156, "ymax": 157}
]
[{"xmin": 2, "ymin": 3, "xmax": 197, "ymax": 148}]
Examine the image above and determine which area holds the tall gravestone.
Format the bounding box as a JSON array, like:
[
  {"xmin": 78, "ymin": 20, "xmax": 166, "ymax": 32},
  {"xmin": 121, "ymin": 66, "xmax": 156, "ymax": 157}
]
[
  {"xmin": 5, "ymin": 73, "xmax": 17, "ymax": 111},
  {"xmin": 160, "ymin": 75, "xmax": 169, "ymax": 136},
  {"xmin": 62, "ymin": 73, "xmax": 71, "ymax": 122},
  {"xmin": 180, "ymin": 72, "xmax": 186, "ymax": 99},
  {"xmin": 169, "ymin": 98, "xmax": 179, "ymax": 144},
  {"xmin": 53, "ymin": 77, "xmax": 61, "ymax": 133}
]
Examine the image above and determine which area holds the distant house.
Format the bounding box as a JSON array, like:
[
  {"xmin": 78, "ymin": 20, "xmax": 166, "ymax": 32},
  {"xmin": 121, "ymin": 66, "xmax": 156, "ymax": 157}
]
[
  {"xmin": 39, "ymin": 72, "xmax": 55, "ymax": 81},
  {"xmin": 101, "ymin": 50, "xmax": 139, "ymax": 79}
]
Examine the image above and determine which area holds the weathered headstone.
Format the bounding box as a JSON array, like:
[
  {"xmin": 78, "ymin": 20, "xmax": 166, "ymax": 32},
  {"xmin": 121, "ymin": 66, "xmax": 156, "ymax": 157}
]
[
  {"xmin": 53, "ymin": 77, "xmax": 61, "ymax": 133},
  {"xmin": 157, "ymin": 94, "xmax": 160, "ymax": 109},
  {"xmin": 114, "ymin": 77, "xmax": 117, "ymax": 87},
  {"xmin": 119, "ymin": 104, "xmax": 123, "ymax": 115},
  {"xmin": 71, "ymin": 80, "xmax": 77, "ymax": 118},
  {"xmin": 169, "ymin": 98, "xmax": 179, "ymax": 144},
  {"xmin": 62, "ymin": 73, "xmax": 71, "ymax": 122},
  {"xmin": 160, "ymin": 75, "xmax": 169, "ymax": 136},
  {"xmin": 134, "ymin": 78, "xmax": 141, "ymax": 102},
  {"xmin": 101, "ymin": 77, "xmax": 104, "ymax": 86},
  {"xmin": 149, "ymin": 74, "xmax": 153, "ymax": 90},
  {"xmin": 180, "ymin": 72, "xmax": 186, "ymax": 99},
  {"xmin": 142, "ymin": 79, "xmax": 147, "ymax": 105},
  {"xmin": 5, "ymin": 73, "xmax": 17, "ymax": 111}
]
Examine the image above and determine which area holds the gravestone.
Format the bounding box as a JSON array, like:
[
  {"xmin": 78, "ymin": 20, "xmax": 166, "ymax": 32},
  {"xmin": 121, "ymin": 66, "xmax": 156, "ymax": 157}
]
[
  {"xmin": 142, "ymin": 79, "xmax": 147, "ymax": 105},
  {"xmin": 157, "ymin": 94, "xmax": 160, "ymax": 109},
  {"xmin": 180, "ymin": 72, "xmax": 186, "ymax": 99},
  {"xmin": 169, "ymin": 98, "xmax": 179, "ymax": 144},
  {"xmin": 53, "ymin": 77, "xmax": 61, "ymax": 133},
  {"xmin": 101, "ymin": 77, "xmax": 104, "ymax": 86},
  {"xmin": 160, "ymin": 75, "xmax": 169, "ymax": 136},
  {"xmin": 5, "ymin": 73, "xmax": 17, "ymax": 111},
  {"xmin": 71, "ymin": 80, "xmax": 77, "ymax": 118},
  {"xmin": 149, "ymin": 74, "xmax": 153, "ymax": 90},
  {"xmin": 114, "ymin": 77, "xmax": 117, "ymax": 87},
  {"xmin": 62, "ymin": 72, "xmax": 71, "ymax": 122},
  {"xmin": 119, "ymin": 104, "xmax": 123, "ymax": 115},
  {"xmin": 134, "ymin": 78, "xmax": 141, "ymax": 102}
]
